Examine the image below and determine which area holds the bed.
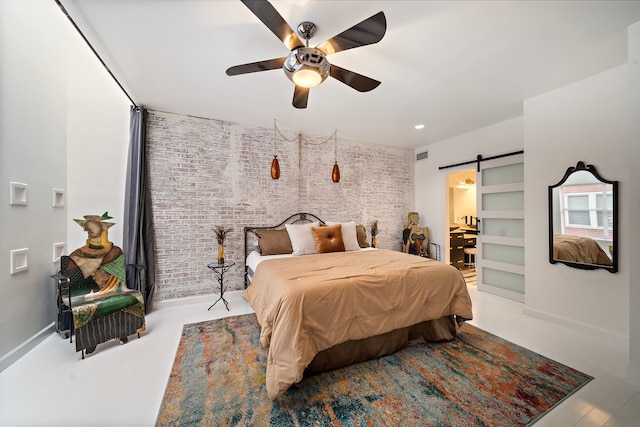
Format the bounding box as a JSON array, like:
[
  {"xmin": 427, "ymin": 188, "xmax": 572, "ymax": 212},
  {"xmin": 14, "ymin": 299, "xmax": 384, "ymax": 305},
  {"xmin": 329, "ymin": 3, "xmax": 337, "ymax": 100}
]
[
  {"xmin": 243, "ymin": 213, "xmax": 473, "ymax": 400},
  {"xmin": 553, "ymin": 234, "xmax": 612, "ymax": 265}
]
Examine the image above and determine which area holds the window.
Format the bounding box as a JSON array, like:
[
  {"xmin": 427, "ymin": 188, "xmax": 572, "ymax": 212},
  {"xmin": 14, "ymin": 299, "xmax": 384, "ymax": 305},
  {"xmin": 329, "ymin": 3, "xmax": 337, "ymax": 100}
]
[{"xmin": 561, "ymin": 184, "xmax": 613, "ymax": 239}]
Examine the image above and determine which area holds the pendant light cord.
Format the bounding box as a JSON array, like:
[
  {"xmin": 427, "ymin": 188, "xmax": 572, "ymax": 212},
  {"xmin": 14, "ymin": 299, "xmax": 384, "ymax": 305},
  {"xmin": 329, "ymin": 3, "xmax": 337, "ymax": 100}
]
[
  {"xmin": 273, "ymin": 119, "xmax": 278, "ymax": 157},
  {"xmin": 272, "ymin": 119, "xmax": 340, "ymax": 182},
  {"xmin": 273, "ymin": 120, "xmax": 337, "ymax": 146}
]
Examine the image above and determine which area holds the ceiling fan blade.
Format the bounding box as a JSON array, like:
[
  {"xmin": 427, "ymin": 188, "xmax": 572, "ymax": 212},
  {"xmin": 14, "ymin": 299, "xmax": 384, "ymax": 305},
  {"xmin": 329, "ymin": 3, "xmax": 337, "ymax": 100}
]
[
  {"xmin": 241, "ymin": 0, "xmax": 304, "ymax": 51},
  {"xmin": 292, "ymin": 86, "xmax": 309, "ymax": 109},
  {"xmin": 226, "ymin": 57, "xmax": 287, "ymax": 76},
  {"xmin": 315, "ymin": 11, "xmax": 386, "ymax": 55},
  {"xmin": 330, "ymin": 65, "xmax": 381, "ymax": 92}
]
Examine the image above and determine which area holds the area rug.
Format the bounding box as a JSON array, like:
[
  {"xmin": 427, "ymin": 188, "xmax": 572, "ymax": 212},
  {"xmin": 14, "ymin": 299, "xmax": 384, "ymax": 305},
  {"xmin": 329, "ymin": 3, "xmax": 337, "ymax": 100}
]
[
  {"xmin": 156, "ymin": 314, "xmax": 592, "ymax": 426},
  {"xmin": 462, "ymin": 268, "xmax": 477, "ymax": 286}
]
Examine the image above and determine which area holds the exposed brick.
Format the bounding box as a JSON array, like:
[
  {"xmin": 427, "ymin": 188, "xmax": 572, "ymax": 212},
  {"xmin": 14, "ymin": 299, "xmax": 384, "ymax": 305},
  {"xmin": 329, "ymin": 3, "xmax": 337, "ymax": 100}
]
[{"xmin": 147, "ymin": 111, "xmax": 414, "ymax": 301}]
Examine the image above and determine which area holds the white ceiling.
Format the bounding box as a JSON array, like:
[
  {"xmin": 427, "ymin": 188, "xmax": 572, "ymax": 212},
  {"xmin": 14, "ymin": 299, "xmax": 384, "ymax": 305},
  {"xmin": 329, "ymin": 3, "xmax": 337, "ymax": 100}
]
[{"xmin": 60, "ymin": 1, "xmax": 640, "ymax": 149}]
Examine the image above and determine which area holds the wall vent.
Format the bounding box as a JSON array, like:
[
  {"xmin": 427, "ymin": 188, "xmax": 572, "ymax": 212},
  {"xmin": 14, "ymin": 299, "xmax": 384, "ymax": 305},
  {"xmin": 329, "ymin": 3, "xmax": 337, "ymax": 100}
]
[{"xmin": 416, "ymin": 151, "xmax": 428, "ymax": 161}]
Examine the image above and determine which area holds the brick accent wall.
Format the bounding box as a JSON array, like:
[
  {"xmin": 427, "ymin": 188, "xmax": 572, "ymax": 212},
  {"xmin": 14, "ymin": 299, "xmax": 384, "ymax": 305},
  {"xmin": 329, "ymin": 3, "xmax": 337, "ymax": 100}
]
[{"xmin": 147, "ymin": 111, "xmax": 415, "ymax": 301}]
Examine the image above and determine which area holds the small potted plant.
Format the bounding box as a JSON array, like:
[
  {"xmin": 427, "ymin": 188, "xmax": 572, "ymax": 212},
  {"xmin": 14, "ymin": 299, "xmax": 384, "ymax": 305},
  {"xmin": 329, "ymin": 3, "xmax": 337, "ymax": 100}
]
[
  {"xmin": 369, "ymin": 220, "xmax": 378, "ymax": 248},
  {"xmin": 213, "ymin": 225, "xmax": 232, "ymax": 264}
]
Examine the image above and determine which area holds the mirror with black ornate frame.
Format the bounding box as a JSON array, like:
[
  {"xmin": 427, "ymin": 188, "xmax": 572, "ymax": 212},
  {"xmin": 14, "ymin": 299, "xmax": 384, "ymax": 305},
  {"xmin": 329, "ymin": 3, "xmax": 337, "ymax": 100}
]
[{"xmin": 548, "ymin": 161, "xmax": 618, "ymax": 273}]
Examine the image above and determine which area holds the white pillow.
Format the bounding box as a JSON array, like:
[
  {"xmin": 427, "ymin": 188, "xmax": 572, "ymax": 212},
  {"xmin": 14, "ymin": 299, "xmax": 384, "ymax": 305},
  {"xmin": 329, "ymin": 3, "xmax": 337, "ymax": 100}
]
[
  {"xmin": 285, "ymin": 222, "xmax": 320, "ymax": 255},
  {"xmin": 326, "ymin": 221, "xmax": 360, "ymax": 251}
]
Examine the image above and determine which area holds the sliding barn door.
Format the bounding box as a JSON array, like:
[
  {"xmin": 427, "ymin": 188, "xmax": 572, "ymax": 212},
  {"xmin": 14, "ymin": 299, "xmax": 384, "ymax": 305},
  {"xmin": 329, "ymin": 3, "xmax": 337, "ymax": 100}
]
[{"xmin": 476, "ymin": 154, "xmax": 525, "ymax": 302}]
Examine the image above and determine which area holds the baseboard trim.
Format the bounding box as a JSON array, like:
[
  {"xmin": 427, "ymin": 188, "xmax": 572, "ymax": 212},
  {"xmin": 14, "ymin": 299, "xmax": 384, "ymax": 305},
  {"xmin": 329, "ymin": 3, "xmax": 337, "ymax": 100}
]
[
  {"xmin": 523, "ymin": 306, "xmax": 628, "ymax": 346},
  {"xmin": 154, "ymin": 290, "xmax": 245, "ymax": 311},
  {"xmin": 477, "ymin": 283, "xmax": 525, "ymax": 303},
  {"xmin": 0, "ymin": 322, "xmax": 55, "ymax": 373},
  {"xmin": 626, "ymin": 366, "xmax": 640, "ymax": 386}
]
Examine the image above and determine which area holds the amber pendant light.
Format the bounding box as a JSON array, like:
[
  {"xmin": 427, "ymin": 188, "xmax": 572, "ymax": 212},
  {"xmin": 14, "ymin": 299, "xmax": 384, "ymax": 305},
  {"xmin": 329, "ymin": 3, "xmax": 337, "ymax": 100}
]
[
  {"xmin": 271, "ymin": 120, "xmax": 280, "ymax": 179},
  {"xmin": 332, "ymin": 131, "xmax": 340, "ymax": 183},
  {"xmin": 332, "ymin": 162, "xmax": 340, "ymax": 183},
  {"xmin": 271, "ymin": 156, "xmax": 280, "ymax": 179}
]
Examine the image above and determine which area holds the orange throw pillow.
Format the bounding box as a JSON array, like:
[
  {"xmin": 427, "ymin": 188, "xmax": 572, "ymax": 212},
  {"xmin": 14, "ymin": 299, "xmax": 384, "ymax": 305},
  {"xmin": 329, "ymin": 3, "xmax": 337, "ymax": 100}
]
[{"xmin": 311, "ymin": 224, "xmax": 345, "ymax": 253}]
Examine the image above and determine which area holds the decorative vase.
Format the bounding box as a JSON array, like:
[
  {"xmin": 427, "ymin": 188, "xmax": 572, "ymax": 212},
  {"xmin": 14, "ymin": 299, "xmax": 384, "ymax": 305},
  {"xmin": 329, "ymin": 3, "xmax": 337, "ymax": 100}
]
[
  {"xmin": 371, "ymin": 235, "xmax": 377, "ymax": 248},
  {"xmin": 217, "ymin": 244, "xmax": 225, "ymax": 265}
]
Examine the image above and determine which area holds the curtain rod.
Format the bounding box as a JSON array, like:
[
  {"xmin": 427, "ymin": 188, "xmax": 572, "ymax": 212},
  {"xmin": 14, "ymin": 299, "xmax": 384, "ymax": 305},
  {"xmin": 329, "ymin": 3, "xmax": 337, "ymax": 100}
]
[
  {"xmin": 439, "ymin": 150, "xmax": 524, "ymax": 172},
  {"xmin": 55, "ymin": 0, "xmax": 138, "ymax": 107}
]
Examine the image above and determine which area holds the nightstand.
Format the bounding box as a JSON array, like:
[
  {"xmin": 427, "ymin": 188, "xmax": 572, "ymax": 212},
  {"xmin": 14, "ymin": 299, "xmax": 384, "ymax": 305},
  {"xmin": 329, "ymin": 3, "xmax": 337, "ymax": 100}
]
[{"xmin": 206, "ymin": 262, "xmax": 235, "ymax": 311}]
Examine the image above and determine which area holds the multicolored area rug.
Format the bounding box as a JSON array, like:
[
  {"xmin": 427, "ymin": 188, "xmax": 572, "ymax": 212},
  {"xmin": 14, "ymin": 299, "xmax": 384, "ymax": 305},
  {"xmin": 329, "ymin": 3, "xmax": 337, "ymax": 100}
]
[
  {"xmin": 156, "ymin": 314, "xmax": 592, "ymax": 426},
  {"xmin": 462, "ymin": 268, "xmax": 477, "ymax": 286}
]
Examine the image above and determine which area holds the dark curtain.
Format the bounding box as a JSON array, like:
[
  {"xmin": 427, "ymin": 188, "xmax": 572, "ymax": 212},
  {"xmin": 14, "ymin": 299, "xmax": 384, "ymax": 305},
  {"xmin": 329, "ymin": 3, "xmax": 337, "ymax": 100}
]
[{"xmin": 123, "ymin": 105, "xmax": 156, "ymax": 312}]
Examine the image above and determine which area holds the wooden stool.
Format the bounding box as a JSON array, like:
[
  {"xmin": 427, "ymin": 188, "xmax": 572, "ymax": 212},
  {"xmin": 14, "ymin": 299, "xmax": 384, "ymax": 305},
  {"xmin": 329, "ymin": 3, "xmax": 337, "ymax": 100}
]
[{"xmin": 464, "ymin": 247, "xmax": 476, "ymax": 269}]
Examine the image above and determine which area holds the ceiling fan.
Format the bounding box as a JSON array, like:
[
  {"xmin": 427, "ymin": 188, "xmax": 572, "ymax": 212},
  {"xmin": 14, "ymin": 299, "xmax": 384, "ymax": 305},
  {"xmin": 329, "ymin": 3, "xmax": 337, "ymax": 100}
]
[{"xmin": 226, "ymin": 0, "xmax": 387, "ymax": 109}]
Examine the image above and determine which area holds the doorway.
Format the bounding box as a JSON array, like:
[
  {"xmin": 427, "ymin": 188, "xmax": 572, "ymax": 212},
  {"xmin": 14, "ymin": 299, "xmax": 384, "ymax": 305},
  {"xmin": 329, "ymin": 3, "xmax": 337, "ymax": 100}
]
[
  {"xmin": 442, "ymin": 152, "xmax": 525, "ymax": 300},
  {"xmin": 447, "ymin": 170, "xmax": 477, "ymax": 229},
  {"xmin": 446, "ymin": 169, "xmax": 477, "ymax": 284}
]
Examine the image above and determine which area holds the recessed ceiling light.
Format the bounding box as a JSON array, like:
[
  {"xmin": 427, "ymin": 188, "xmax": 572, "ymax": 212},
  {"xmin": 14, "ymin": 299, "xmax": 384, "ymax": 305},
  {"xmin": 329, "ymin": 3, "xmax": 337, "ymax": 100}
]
[{"xmin": 414, "ymin": 124, "xmax": 425, "ymax": 130}]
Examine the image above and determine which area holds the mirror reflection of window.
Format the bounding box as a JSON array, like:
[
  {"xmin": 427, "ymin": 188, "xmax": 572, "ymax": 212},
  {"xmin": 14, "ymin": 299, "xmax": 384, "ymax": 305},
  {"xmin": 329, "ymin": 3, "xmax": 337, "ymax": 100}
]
[
  {"xmin": 561, "ymin": 183, "xmax": 613, "ymax": 240},
  {"xmin": 548, "ymin": 162, "xmax": 618, "ymax": 273}
]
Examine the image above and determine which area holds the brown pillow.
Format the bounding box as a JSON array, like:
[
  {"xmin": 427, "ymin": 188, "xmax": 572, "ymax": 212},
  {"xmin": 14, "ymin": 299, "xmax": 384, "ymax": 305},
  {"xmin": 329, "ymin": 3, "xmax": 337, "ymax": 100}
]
[
  {"xmin": 311, "ymin": 224, "xmax": 345, "ymax": 253},
  {"xmin": 356, "ymin": 225, "xmax": 369, "ymax": 248},
  {"xmin": 255, "ymin": 229, "xmax": 293, "ymax": 255}
]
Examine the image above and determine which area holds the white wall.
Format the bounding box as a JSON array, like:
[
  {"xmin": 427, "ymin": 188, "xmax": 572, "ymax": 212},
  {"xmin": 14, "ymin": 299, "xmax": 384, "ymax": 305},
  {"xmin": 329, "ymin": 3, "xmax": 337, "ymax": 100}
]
[
  {"xmin": 0, "ymin": 0, "xmax": 69, "ymax": 369},
  {"xmin": 0, "ymin": 0, "xmax": 130, "ymax": 370},
  {"xmin": 415, "ymin": 117, "xmax": 523, "ymax": 263},
  {"xmin": 626, "ymin": 21, "xmax": 640, "ymax": 384},
  {"xmin": 66, "ymin": 15, "xmax": 130, "ymax": 251},
  {"xmin": 451, "ymin": 186, "xmax": 476, "ymax": 226},
  {"xmin": 523, "ymin": 65, "xmax": 630, "ymax": 342},
  {"xmin": 416, "ymin": 59, "xmax": 637, "ymax": 378}
]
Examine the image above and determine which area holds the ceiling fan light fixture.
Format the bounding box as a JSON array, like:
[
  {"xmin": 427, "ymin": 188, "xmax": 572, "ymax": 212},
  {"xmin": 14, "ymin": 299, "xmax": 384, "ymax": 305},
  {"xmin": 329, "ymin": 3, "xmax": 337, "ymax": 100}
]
[
  {"xmin": 284, "ymin": 47, "xmax": 330, "ymax": 88},
  {"xmin": 227, "ymin": 4, "xmax": 386, "ymax": 109},
  {"xmin": 292, "ymin": 68, "xmax": 323, "ymax": 88}
]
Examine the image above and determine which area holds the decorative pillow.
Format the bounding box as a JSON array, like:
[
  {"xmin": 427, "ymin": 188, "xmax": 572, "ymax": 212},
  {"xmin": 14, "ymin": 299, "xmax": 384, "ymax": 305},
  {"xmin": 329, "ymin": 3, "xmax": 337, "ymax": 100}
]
[
  {"xmin": 311, "ymin": 224, "xmax": 345, "ymax": 253},
  {"xmin": 356, "ymin": 225, "xmax": 370, "ymax": 248},
  {"xmin": 255, "ymin": 229, "xmax": 293, "ymax": 255},
  {"xmin": 285, "ymin": 221, "xmax": 320, "ymax": 256},
  {"xmin": 326, "ymin": 221, "xmax": 360, "ymax": 251}
]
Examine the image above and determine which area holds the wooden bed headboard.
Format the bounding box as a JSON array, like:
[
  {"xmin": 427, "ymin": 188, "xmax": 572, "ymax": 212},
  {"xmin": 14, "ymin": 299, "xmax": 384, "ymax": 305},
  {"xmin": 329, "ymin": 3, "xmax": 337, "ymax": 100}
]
[{"xmin": 243, "ymin": 213, "xmax": 326, "ymax": 288}]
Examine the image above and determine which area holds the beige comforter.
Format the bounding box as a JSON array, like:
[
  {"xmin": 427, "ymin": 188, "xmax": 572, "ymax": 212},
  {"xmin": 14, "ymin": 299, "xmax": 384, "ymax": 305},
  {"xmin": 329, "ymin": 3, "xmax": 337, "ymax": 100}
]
[
  {"xmin": 243, "ymin": 249, "xmax": 473, "ymax": 400},
  {"xmin": 553, "ymin": 234, "xmax": 612, "ymax": 265}
]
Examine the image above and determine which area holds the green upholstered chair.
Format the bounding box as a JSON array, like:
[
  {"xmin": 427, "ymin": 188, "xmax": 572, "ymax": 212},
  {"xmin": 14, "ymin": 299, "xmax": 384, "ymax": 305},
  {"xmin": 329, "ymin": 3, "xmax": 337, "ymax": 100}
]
[{"xmin": 59, "ymin": 254, "xmax": 145, "ymax": 358}]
